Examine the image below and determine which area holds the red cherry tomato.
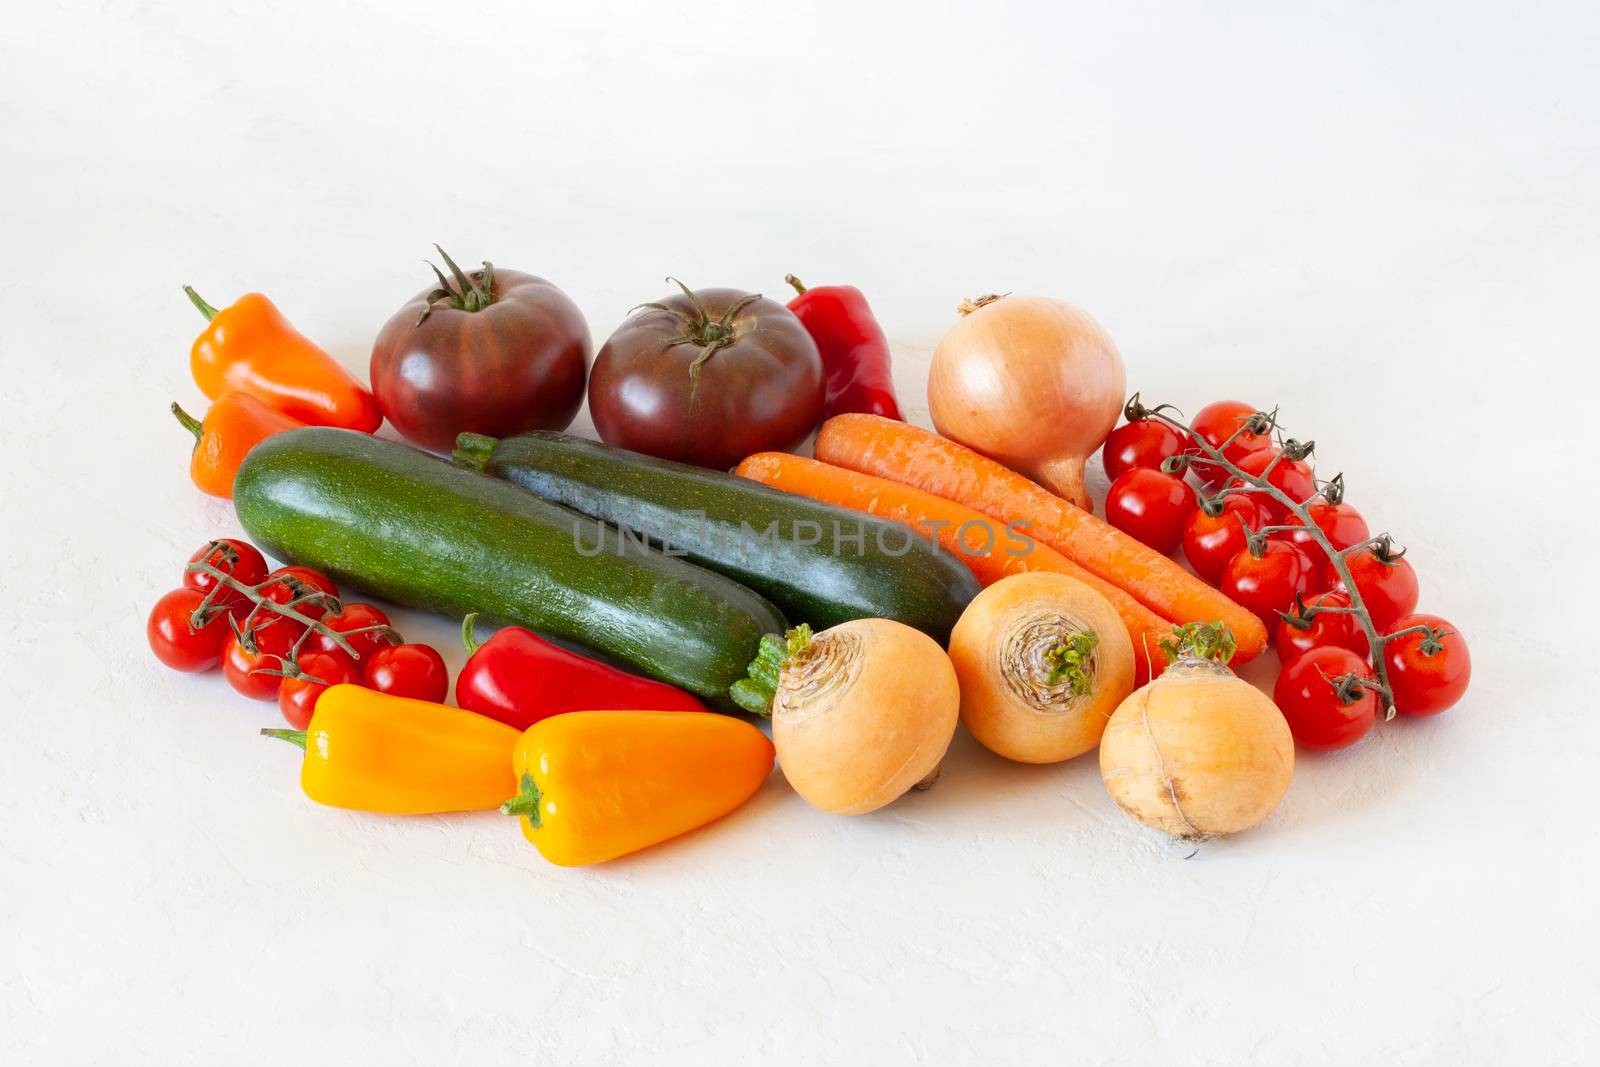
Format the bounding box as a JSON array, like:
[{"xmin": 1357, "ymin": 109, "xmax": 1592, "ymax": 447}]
[
  {"xmin": 312, "ymin": 602, "xmax": 398, "ymax": 662},
  {"xmin": 363, "ymin": 643, "xmax": 449, "ymax": 702},
  {"xmin": 1219, "ymin": 540, "xmax": 1318, "ymax": 630},
  {"xmin": 1274, "ymin": 589, "xmax": 1370, "ymax": 662},
  {"xmin": 1382, "ymin": 613, "xmax": 1470, "ymax": 717},
  {"xmin": 1276, "ymin": 500, "xmax": 1371, "ymax": 585},
  {"xmin": 182, "ymin": 539, "xmax": 269, "ymax": 614},
  {"xmin": 1101, "ymin": 419, "xmax": 1187, "ymax": 482},
  {"xmin": 1104, "ymin": 468, "xmax": 1196, "ymax": 555},
  {"xmin": 1182, "ymin": 495, "xmax": 1263, "ymax": 585},
  {"xmin": 147, "ymin": 588, "xmax": 233, "ymax": 672},
  {"xmin": 221, "ymin": 620, "xmax": 300, "ymax": 701},
  {"xmin": 1274, "ymin": 646, "xmax": 1378, "ymax": 750},
  {"xmin": 277, "ymin": 650, "xmax": 361, "ymax": 730},
  {"xmin": 1189, "ymin": 400, "xmax": 1272, "ymax": 485},
  {"xmin": 1296, "ymin": 500, "xmax": 1370, "ymax": 553},
  {"xmin": 255, "ymin": 565, "xmax": 340, "ymax": 629},
  {"xmin": 1339, "ymin": 541, "xmax": 1419, "ymax": 631},
  {"xmin": 1229, "ymin": 448, "xmax": 1317, "ymax": 523}
]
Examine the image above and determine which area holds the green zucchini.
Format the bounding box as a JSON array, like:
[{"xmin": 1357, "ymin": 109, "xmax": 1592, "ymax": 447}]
[
  {"xmin": 453, "ymin": 431, "xmax": 981, "ymax": 642},
  {"xmin": 232, "ymin": 428, "xmax": 785, "ymax": 706}
]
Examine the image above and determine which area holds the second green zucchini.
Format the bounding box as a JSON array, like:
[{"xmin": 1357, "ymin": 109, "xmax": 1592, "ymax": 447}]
[{"xmin": 453, "ymin": 430, "xmax": 981, "ymax": 641}]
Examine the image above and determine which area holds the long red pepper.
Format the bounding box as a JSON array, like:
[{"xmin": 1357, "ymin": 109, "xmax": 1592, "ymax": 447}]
[
  {"xmin": 454, "ymin": 614, "xmax": 708, "ymax": 730},
  {"xmin": 784, "ymin": 274, "xmax": 903, "ymax": 421}
]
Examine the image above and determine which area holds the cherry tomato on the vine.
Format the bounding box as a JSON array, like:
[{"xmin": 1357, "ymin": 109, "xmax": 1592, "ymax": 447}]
[
  {"xmin": 255, "ymin": 565, "xmax": 340, "ymax": 628},
  {"xmin": 1101, "ymin": 418, "xmax": 1187, "ymax": 483},
  {"xmin": 1273, "ymin": 589, "xmax": 1370, "ymax": 662},
  {"xmin": 363, "ymin": 643, "xmax": 449, "ymax": 703},
  {"xmin": 1104, "ymin": 468, "xmax": 1196, "ymax": 555},
  {"xmin": 1382, "ymin": 613, "xmax": 1470, "ymax": 717},
  {"xmin": 1276, "ymin": 500, "xmax": 1370, "ymax": 585},
  {"xmin": 1189, "ymin": 400, "xmax": 1272, "ymax": 485},
  {"xmin": 1182, "ymin": 495, "xmax": 1263, "ymax": 586},
  {"xmin": 1220, "ymin": 540, "xmax": 1318, "ymax": 630},
  {"xmin": 1229, "ymin": 448, "xmax": 1317, "ymax": 523},
  {"xmin": 221, "ymin": 620, "xmax": 300, "ymax": 701},
  {"xmin": 1339, "ymin": 542, "xmax": 1419, "ymax": 631},
  {"xmin": 1273, "ymin": 646, "xmax": 1378, "ymax": 750},
  {"xmin": 277, "ymin": 650, "xmax": 361, "ymax": 730},
  {"xmin": 147, "ymin": 588, "xmax": 233, "ymax": 672},
  {"xmin": 312, "ymin": 602, "xmax": 398, "ymax": 662},
  {"xmin": 182, "ymin": 539, "xmax": 269, "ymax": 614}
]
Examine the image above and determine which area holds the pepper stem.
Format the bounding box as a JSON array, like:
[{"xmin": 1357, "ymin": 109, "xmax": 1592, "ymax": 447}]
[
  {"xmin": 729, "ymin": 624, "xmax": 813, "ymax": 716},
  {"xmin": 784, "ymin": 273, "xmax": 807, "ymax": 295},
  {"xmin": 183, "ymin": 285, "xmax": 219, "ymax": 321},
  {"xmin": 500, "ymin": 772, "xmax": 543, "ymax": 827},
  {"xmin": 171, "ymin": 402, "xmax": 203, "ymax": 440},
  {"xmin": 452, "ymin": 432, "xmax": 498, "ymax": 472},
  {"xmin": 461, "ymin": 613, "xmax": 481, "ymax": 655},
  {"xmin": 260, "ymin": 728, "xmax": 307, "ymax": 750}
]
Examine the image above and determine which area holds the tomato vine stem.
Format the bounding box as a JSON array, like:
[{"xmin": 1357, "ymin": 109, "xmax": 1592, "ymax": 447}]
[
  {"xmin": 185, "ymin": 555, "xmax": 361, "ymax": 667},
  {"xmin": 1146, "ymin": 406, "xmax": 1403, "ymax": 720}
]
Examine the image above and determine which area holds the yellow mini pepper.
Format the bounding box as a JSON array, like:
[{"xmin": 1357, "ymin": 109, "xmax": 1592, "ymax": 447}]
[
  {"xmin": 502, "ymin": 710, "xmax": 775, "ymax": 866},
  {"xmin": 263, "ymin": 684, "xmax": 518, "ymax": 814}
]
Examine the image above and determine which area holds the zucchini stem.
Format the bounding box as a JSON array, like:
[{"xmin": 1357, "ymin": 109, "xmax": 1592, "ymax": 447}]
[{"xmin": 452, "ymin": 432, "xmax": 498, "ymax": 472}]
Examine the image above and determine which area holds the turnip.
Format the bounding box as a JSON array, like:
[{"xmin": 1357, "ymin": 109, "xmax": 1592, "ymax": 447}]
[
  {"xmin": 947, "ymin": 573, "xmax": 1134, "ymax": 764},
  {"xmin": 732, "ymin": 619, "xmax": 959, "ymax": 815},
  {"xmin": 1098, "ymin": 624, "xmax": 1293, "ymax": 841}
]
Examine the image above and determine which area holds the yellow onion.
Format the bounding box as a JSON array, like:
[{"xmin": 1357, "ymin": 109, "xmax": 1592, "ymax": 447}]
[{"xmin": 927, "ymin": 294, "xmax": 1125, "ymax": 509}]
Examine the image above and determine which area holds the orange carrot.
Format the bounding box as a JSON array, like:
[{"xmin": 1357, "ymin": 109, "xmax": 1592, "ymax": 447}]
[
  {"xmin": 735, "ymin": 451, "xmax": 1172, "ymax": 681},
  {"xmin": 813, "ymin": 414, "xmax": 1269, "ymax": 664}
]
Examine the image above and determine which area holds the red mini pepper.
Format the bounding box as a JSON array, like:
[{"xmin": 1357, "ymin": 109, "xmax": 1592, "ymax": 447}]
[
  {"xmin": 454, "ymin": 614, "xmax": 708, "ymax": 729},
  {"xmin": 784, "ymin": 274, "xmax": 903, "ymax": 421}
]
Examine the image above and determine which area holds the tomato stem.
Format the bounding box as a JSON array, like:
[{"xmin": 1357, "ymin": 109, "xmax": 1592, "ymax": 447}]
[
  {"xmin": 184, "ymin": 560, "xmax": 361, "ymax": 661},
  {"xmin": 1147, "ymin": 404, "xmax": 1399, "ymax": 719}
]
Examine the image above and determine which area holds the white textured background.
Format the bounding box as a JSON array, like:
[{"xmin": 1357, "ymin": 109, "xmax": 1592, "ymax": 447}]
[{"xmin": 4, "ymin": 2, "xmax": 1597, "ymax": 1063}]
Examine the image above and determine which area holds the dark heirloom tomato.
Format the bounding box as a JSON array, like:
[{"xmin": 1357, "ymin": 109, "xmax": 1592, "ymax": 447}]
[
  {"xmin": 370, "ymin": 249, "xmax": 591, "ymax": 452},
  {"xmin": 588, "ymin": 281, "xmax": 824, "ymax": 470}
]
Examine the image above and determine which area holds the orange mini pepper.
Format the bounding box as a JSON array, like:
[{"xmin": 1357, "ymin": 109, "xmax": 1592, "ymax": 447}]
[
  {"xmin": 502, "ymin": 711, "xmax": 775, "ymax": 866},
  {"xmin": 172, "ymin": 393, "xmax": 302, "ymax": 499},
  {"xmin": 263, "ymin": 685, "xmax": 520, "ymax": 814},
  {"xmin": 184, "ymin": 285, "xmax": 383, "ymax": 432}
]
